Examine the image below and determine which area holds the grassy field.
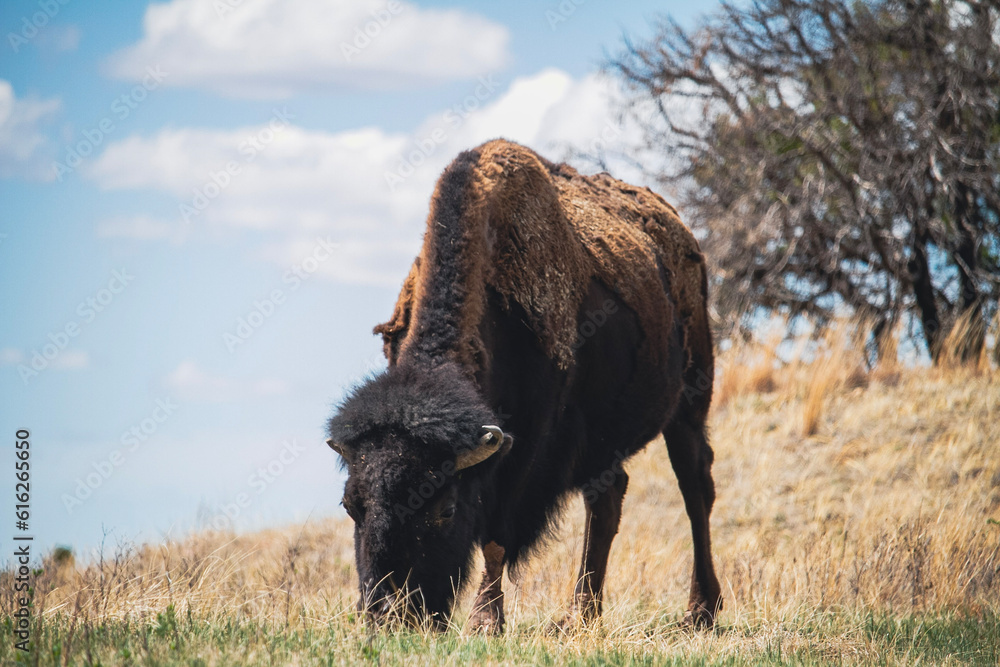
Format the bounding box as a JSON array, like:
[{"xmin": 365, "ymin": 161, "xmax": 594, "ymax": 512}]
[{"xmin": 3, "ymin": 325, "xmax": 998, "ymax": 665}]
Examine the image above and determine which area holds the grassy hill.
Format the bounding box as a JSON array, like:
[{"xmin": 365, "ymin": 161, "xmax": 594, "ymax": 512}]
[{"xmin": 3, "ymin": 333, "xmax": 998, "ymax": 665}]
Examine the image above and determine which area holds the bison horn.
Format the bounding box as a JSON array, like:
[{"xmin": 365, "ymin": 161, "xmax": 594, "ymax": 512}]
[
  {"xmin": 456, "ymin": 425, "xmax": 507, "ymax": 471},
  {"xmin": 326, "ymin": 437, "xmax": 350, "ymax": 461}
]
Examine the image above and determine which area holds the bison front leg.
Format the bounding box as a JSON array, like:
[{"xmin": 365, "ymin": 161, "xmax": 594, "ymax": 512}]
[
  {"xmin": 563, "ymin": 470, "xmax": 629, "ymax": 626},
  {"xmin": 468, "ymin": 541, "xmax": 506, "ymax": 635}
]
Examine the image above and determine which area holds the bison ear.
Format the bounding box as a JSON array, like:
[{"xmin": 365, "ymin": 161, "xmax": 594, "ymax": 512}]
[
  {"xmin": 326, "ymin": 438, "xmax": 352, "ymax": 463},
  {"xmin": 456, "ymin": 425, "xmax": 511, "ymax": 471}
]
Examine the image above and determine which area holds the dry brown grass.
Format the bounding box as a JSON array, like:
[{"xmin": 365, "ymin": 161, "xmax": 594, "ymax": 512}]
[
  {"xmin": 3, "ymin": 321, "xmax": 998, "ymax": 663},
  {"xmin": 714, "ymin": 325, "xmax": 783, "ymax": 408},
  {"xmin": 938, "ymin": 308, "xmax": 1000, "ymax": 375},
  {"xmin": 717, "ymin": 319, "xmax": 877, "ymax": 436}
]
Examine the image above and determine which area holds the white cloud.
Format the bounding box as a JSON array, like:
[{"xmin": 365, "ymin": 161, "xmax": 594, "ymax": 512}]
[
  {"xmin": 106, "ymin": 0, "xmax": 510, "ymax": 97},
  {"xmin": 89, "ymin": 122, "xmax": 414, "ymax": 226},
  {"xmin": 0, "ymin": 348, "xmax": 24, "ymax": 365},
  {"xmin": 87, "ymin": 69, "xmax": 649, "ymax": 286},
  {"xmin": 165, "ymin": 360, "xmax": 289, "ymax": 403},
  {"xmin": 96, "ymin": 215, "xmax": 187, "ymax": 242},
  {"xmin": 34, "ymin": 24, "xmax": 81, "ymax": 55},
  {"xmin": 0, "ymin": 348, "xmax": 89, "ymax": 370},
  {"xmin": 53, "ymin": 350, "xmax": 90, "ymax": 370},
  {"xmin": 0, "ymin": 80, "xmax": 61, "ymax": 180}
]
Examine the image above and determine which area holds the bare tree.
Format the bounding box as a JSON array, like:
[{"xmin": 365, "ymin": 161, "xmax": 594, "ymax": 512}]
[{"xmin": 612, "ymin": 0, "xmax": 1000, "ymax": 361}]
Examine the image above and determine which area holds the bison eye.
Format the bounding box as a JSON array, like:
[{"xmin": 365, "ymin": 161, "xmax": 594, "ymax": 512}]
[{"xmin": 439, "ymin": 504, "xmax": 456, "ymax": 520}]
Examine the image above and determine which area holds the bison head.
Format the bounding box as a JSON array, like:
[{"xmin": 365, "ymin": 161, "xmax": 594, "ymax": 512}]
[{"xmin": 326, "ymin": 362, "xmax": 511, "ymax": 628}]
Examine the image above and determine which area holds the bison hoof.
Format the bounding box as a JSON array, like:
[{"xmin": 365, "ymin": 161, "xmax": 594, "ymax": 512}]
[
  {"xmin": 681, "ymin": 602, "xmax": 719, "ymax": 630},
  {"xmin": 548, "ymin": 616, "xmax": 578, "ymax": 636},
  {"xmin": 467, "ymin": 605, "xmax": 504, "ymax": 636},
  {"xmin": 548, "ymin": 606, "xmax": 600, "ymax": 635}
]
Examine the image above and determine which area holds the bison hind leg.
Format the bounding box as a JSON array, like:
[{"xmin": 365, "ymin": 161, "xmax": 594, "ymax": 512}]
[{"xmin": 663, "ymin": 416, "xmax": 722, "ymax": 628}]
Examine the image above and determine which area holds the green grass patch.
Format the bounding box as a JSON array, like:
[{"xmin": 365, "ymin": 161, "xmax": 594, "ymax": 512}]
[{"xmin": 1, "ymin": 609, "xmax": 997, "ymax": 666}]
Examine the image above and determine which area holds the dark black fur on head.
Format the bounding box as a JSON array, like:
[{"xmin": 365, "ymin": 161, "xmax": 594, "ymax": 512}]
[
  {"xmin": 328, "ymin": 362, "xmax": 494, "ymax": 459},
  {"xmin": 327, "ymin": 361, "xmax": 501, "ymax": 626}
]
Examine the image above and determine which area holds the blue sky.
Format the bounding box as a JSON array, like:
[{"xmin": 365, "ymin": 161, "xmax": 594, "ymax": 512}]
[{"xmin": 0, "ymin": 0, "xmax": 711, "ymax": 559}]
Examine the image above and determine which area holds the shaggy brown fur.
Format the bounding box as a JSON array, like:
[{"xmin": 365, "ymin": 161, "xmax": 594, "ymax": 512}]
[
  {"xmin": 377, "ymin": 139, "xmax": 711, "ymax": 399},
  {"xmin": 337, "ymin": 138, "xmax": 721, "ymax": 631}
]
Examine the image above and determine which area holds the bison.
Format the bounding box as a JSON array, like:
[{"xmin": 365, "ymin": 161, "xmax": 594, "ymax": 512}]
[{"xmin": 326, "ymin": 138, "xmax": 721, "ymax": 633}]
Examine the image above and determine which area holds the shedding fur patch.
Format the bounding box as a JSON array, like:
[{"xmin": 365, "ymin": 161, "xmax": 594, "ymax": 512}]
[{"xmin": 376, "ymin": 139, "xmax": 710, "ymax": 373}]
